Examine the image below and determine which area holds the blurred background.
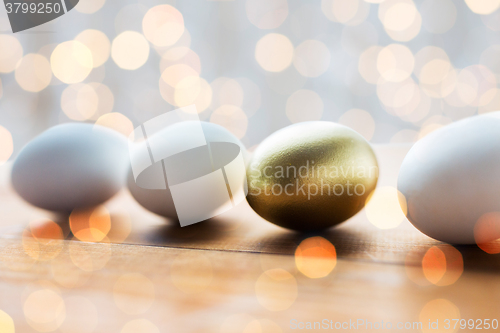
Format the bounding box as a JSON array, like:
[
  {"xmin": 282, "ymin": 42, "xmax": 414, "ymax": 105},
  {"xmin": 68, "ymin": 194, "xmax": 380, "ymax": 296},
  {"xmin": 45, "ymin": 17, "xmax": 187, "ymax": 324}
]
[{"xmin": 1, "ymin": 0, "xmax": 500, "ymax": 164}]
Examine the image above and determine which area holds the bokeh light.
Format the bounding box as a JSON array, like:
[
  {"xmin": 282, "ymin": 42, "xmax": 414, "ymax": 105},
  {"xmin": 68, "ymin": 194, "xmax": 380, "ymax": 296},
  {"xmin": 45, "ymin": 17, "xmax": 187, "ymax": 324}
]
[
  {"xmin": 295, "ymin": 236, "xmax": 337, "ymax": 278},
  {"xmin": 114, "ymin": 273, "xmax": 155, "ymax": 315},
  {"xmin": 0, "ymin": 35, "xmax": 23, "ymax": 73},
  {"xmin": 75, "ymin": 0, "xmax": 105, "ymax": 14},
  {"xmin": 210, "ymin": 105, "xmax": 248, "ymax": 139},
  {"xmin": 464, "ymin": 0, "xmax": 500, "ymax": 15},
  {"xmin": 405, "ymin": 245, "xmax": 464, "ymax": 286},
  {"xmin": 255, "ymin": 269, "xmax": 297, "ymax": 311},
  {"xmin": 70, "ymin": 206, "xmax": 111, "ymax": 242},
  {"xmin": 111, "ymin": 31, "xmax": 150, "ymax": 70},
  {"xmin": 24, "ymin": 289, "xmax": 66, "ymax": 332},
  {"xmin": 22, "ymin": 219, "xmax": 64, "ymax": 261},
  {"xmin": 0, "ymin": 125, "xmax": 13, "ymax": 166},
  {"xmin": 95, "ymin": 112, "xmax": 134, "ymax": 137},
  {"xmin": 143, "ymin": 5, "xmax": 185, "ymax": 47},
  {"xmin": 321, "ymin": 0, "xmax": 370, "ymax": 25},
  {"xmin": 474, "ymin": 212, "xmax": 500, "ymax": 254},
  {"xmin": 422, "ymin": 245, "xmax": 463, "ymax": 286},
  {"xmin": 246, "ymin": 0, "xmax": 288, "ymax": 29},
  {"xmin": 338, "ymin": 108, "xmax": 375, "ymax": 141},
  {"xmin": 15, "ymin": 54, "xmax": 52, "ymax": 93},
  {"xmin": 379, "ymin": 0, "xmax": 422, "ymax": 41},
  {"xmin": 365, "ymin": 186, "xmax": 407, "ymax": 229},
  {"xmin": 0, "ymin": 310, "xmax": 14, "ymax": 333},
  {"xmin": 170, "ymin": 252, "xmax": 213, "ymax": 293},
  {"xmin": 293, "ymin": 40, "xmax": 331, "ymax": 77},
  {"xmin": 377, "ymin": 44, "xmax": 414, "ymax": 82},
  {"xmin": 419, "ymin": 299, "xmax": 460, "ymax": 333},
  {"xmin": 75, "ymin": 29, "xmax": 111, "ymax": 68},
  {"xmin": 51, "ymin": 41, "xmax": 93, "ymax": 84},
  {"xmin": 61, "ymin": 82, "xmax": 114, "ymax": 121},
  {"xmin": 59, "ymin": 296, "xmax": 98, "ymax": 333},
  {"xmin": 68, "ymin": 237, "xmax": 112, "ymax": 272},
  {"xmin": 255, "ymin": 33, "xmax": 294, "ymax": 72},
  {"xmin": 286, "ymin": 89, "xmax": 323, "ymax": 123},
  {"xmin": 121, "ymin": 319, "xmax": 160, "ymax": 333}
]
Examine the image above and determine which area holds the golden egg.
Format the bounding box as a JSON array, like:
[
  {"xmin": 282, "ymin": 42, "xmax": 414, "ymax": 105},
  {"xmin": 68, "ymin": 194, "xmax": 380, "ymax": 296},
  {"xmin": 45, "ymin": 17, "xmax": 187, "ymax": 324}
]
[{"xmin": 247, "ymin": 121, "xmax": 378, "ymax": 231}]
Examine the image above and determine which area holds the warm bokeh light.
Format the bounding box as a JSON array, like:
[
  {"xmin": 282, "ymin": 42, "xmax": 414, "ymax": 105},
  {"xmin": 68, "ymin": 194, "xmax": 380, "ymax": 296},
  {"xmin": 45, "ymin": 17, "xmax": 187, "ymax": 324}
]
[
  {"xmin": 406, "ymin": 245, "xmax": 464, "ymax": 286},
  {"xmin": 255, "ymin": 269, "xmax": 297, "ymax": 311},
  {"xmin": 246, "ymin": 0, "xmax": 288, "ymax": 29},
  {"xmin": 419, "ymin": 299, "xmax": 460, "ymax": 333},
  {"xmin": 0, "ymin": 125, "xmax": 13, "ymax": 166},
  {"xmin": 170, "ymin": 252, "xmax": 213, "ymax": 293},
  {"xmin": 295, "ymin": 236, "xmax": 337, "ymax": 278},
  {"xmin": 322, "ymin": 0, "xmax": 370, "ymax": 25},
  {"xmin": 51, "ymin": 256, "xmax": 92, "ymax": 289},
  {"xmin": 390, "ymin": 129, "xmax": 418, "ymax": 143},
  {"xmin": 121, "ymin": 319, "xmax": 160, "ymax": 333},
  {"xmin": 61, "ymin": 83, "xmax": 114, "ymax": 121},
  {"xmin": 160, "ymin": 47, "xmax": 201, "ymax": 74},
  {"xmin": 365, "ymin": 186, "xmax": 407, "ymax": 229},
  {"xmin": 95, "ymin": 112, "xmax": 134, "ymax": 137},
  {"xmin": 143, "ymin": 5, "xmax": 185, "ymax": 47},
  {"xmin": 0, "ymin": 310, "xmax": 14, "ymax": 333},
  {"xmin": 24, "ymin": 289, "xmax": 66, "ymax": 332},
  {"xmin": 293, "ymin": 40, "xmax": 331, "ymax": 77},
  {"xmin": 464, "ymin": 0, "xmax": 500, "ymax": 15},
  {"xmin": 339, "ymin": 108, "xmax": 375, "ymax": 141},
  {"xmin": 377, "ymin": 44, "xmax": 414, "ymax": 82},
  {"xmin": 70, "ymin": 206, "xmax": 111, "ymax": 242},
  {"xmin": 68, "ymin": 237, "xmax": 112, "ymax": 271},
  {"xmin": 286, "ymin": 89, "xmax": 323, "ymax": 123},
  {"xmin": 255, "ymin": 33, "xmax": 294, "ymax": 72},
  {"xmin": 59, "ymin": 296, "xmax": 98, "ymax": 333},
  {"xmin": 114, "ymin": 273, "xmax": 155, "ymax": 315},
  {"xmin": 75, "ymin": 0, "xmax": 105, "ymax": 14},
  {"xmin": 474, "ymin": 212, "xmax": 500, "ymax": 254},
  {"xmin": 111, "ymin": 31, "xmax": 150, "ymax": 70},
  {"xmin": 422, "ymin": 246, "xmax": 463, "ymax": 286},
  {"xmin": 210, "ymin": 105, "xmax": 248, "ymax": 139},
  {"xmin": 51, "ymin": 41, "xmax": 93, "ymax": 84},
  {"xmin": 0, "ymin": 35, "xmax": 23, "ymax": 73},
  {"xmin": 15, "ymin": 54, "xmax": 52, "ymax": 93},
  {"xmin": 75, "ymin": 29, "xmax": 111, "ymax": 68},
  {"xmin": 22, "ymin": 219, "xmax": 64, "ymax": 261},
  {"xmin": 210, "ymin": 77, "xmax": 244, "ymax": 110},
  {"xmin": 379, "ymin": 0, "xmax": 422, "ymax": 41},
  {"xmin": 359, "ymin": 46, "xmax": 383, "ymax": 84}
]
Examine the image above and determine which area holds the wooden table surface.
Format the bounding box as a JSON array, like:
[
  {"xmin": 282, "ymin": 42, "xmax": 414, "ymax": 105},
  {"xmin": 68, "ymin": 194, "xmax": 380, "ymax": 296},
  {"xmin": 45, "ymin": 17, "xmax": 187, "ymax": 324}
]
[{"xmin": 0, "ymin": 145, "xmax": 499, "ymax": 333}]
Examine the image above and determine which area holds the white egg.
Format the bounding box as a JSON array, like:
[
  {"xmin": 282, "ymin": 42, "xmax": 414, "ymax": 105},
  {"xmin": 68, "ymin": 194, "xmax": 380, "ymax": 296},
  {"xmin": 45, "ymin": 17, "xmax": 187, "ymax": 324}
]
[
  {"xmin": 127, "ymin": 121, "xmax": 247, "ymax": 219},
  {"xmin": 397, "ymin": 114, "xmax": 500, "ymax": 244},
  {"xmin": 11, "ymin": 123, "xmax": 129, "ymax": 212}
]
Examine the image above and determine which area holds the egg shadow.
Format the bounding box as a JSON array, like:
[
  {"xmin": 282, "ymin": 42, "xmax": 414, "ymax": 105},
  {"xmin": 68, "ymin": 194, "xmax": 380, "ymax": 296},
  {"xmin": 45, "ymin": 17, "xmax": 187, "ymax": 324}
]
[
  {"xmin": 140, "ymin": 217, "xmax": 236, "ymax": 246},
  {"xmin": 254, "ymin": 227, "xmax": 370, "ymax": 257}
]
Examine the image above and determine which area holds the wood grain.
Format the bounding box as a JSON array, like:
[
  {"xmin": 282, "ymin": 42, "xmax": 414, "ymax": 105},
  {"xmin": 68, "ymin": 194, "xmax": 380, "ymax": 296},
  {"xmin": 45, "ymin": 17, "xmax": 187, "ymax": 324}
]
[{"xmin": 0, "ymin": 145, "xmax": 499, "ymax": 332}]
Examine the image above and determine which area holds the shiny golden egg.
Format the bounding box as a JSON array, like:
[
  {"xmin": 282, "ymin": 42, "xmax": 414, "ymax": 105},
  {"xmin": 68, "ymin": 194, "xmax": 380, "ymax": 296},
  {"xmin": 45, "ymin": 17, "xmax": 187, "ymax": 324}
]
[{"xmin": 246, "ymin": 121, "xmax": 378, "ymax": 231}]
